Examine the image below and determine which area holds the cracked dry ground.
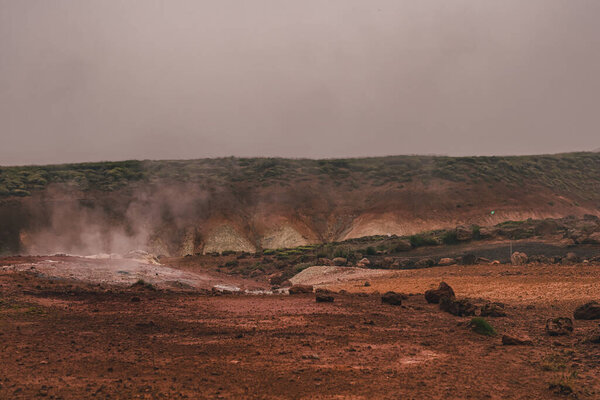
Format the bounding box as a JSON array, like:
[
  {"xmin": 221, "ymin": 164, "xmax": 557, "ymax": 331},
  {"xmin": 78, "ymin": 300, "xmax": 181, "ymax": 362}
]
[{"xmin": 1, "ymin": 271, "xmax": 599, "ymax": 399}]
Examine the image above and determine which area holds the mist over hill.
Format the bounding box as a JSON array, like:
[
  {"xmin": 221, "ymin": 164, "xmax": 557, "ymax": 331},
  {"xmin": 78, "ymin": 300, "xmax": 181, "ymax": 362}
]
[{"xmin": 1, "ymin": 152, "xmax": 599, "ymax": 256}]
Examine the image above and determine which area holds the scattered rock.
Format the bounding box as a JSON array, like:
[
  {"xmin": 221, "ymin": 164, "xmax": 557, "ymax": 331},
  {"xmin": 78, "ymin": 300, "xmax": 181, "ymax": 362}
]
[
  {"xmin": 478, "ymin": 227, "xmax": 495, "ymax": 238},
  {"xmin": 315, "ymin": 293, "xmax": 334, "ymax": 303},
  {"xmin": 332, "ymin": 257, "xmax": 347, "ymax": 266},
  {"xmin": 288, "ymin": 285, "xmax": 313, "ymax": 294},
  {"xmin": 415, "ymin": 258, "xmax": 435, "ymax": 268},
  {"xmin": 455, "ymin": 226, "xmax": 473, "ymax": 241},
  {"xmin": 565, "ymin": 252, "xmax": 580, "ymax": 263},
  {"xmin": 502, "ymin": 334, "xmax": 533, "ymax": 346},
  {"xmin": 511, "ymin": 252, "xmax": 528, "ymax": 266},
  {"xmin": 425, "ymin": 282, "xmax": 455, "ymax": 304},
  {"xmin": 480, "ymin": 302, "xmax": 507, "ymax": 317},
  {"xmin": 558, "ymin": 238, "xmax": 576, "ymax": 248},
  {"xmin": 545, "ymin": 317, "xmax": 573, "ymax": 336},
  {"xmin": 440, "ymin": 297, "xmax": 477, "ymax": 317},
  {"xmin": 381, "ymin": 291, "xmax": 404, "ymax": 306},
  {"xmin": 573, "ymin": 301, "xmax": 600, "ymax": 320},
  {"xmin": 438, "ymin": 257, "xmax": 457, "ymax": 266},
  {"xmin": 460, "ymin": 254, "xmax": 477, "ymax": 265},
  {"xmin": 582, "ymin": 232, "xmax": 600, "ymax": 244},
  {"xmin": 357, "ymin": 258, "xmax": 370, "ymax": 267}
]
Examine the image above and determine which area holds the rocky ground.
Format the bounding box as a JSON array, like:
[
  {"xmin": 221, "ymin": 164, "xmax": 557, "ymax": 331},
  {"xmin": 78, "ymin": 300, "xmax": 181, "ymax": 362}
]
[{"xmin": 1, "ymin": 256, "xmax": 600, "ymax": 399}]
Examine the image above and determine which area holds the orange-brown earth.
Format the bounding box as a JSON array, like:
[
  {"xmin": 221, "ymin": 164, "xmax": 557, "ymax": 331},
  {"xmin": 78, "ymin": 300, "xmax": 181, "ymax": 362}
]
[{"xmin": 1, "ymin": 257, "xmax": 599, "ymax": 399}]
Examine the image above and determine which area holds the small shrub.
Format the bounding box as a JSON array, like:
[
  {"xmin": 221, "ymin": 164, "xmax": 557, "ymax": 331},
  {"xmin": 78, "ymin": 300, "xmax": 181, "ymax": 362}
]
[
  {"xmin": 409, "ymin": 234, "xmax": 438, "ymax": 248},
  {"xmin": 469, "ymin": 317, "xmax": 496, "ymax": 336},
  {"xmin": 441, "ymin": 231, "xmax": 459, "ymax": 245},
  {"xmin": 333, "ymin": 248, "xmax": 347, "ymax": 258},
  {"xmin": 365, "ymin": 246, "xmax": 377, "ymax": 256},
  {"xmin": 133, "ymin": 279, "xmax": 156, "ymax": 290}
]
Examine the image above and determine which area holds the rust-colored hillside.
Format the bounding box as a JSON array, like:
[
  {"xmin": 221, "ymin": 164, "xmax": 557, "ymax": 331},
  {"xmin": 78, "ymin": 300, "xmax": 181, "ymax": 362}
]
[{"xmin": 1, "ymin": 153, "xmax": 599, "ymax": 255}]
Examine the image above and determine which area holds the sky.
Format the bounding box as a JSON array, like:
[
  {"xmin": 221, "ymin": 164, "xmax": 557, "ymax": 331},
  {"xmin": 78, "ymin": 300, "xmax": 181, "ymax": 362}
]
[{"xmin": 1, "ymin": 0, "xmax": 600, "ymax": 165}]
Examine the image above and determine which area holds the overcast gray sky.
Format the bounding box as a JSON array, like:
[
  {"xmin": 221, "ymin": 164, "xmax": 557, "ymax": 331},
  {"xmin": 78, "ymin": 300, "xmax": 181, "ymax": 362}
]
[{"xmin": 1, "ymin": 1, "xmax": 599, "ymax": 165}]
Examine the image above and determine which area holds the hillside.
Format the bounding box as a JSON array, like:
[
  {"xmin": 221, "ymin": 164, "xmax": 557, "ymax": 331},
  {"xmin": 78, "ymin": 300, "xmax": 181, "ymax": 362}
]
[{"xmin": 1, "ymin": 152, "xmax": 599, "ymax": 255}]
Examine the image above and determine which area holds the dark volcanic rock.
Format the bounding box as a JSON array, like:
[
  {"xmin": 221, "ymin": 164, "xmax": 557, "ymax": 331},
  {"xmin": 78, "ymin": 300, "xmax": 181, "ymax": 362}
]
[
  {"xmin": 381, "ymin": 291, "xmax": 404, "ymax": 306},
  {"xmin": 480, "ymin": 302, "xmax": 507, "ymax": 317},
  {"xmin": 439, "ymin": 297, "xmax": 477, "ymax": 317},
  {"xmin": 545, "ymin": 317, "xmax": 573, "ymax": 336},
  {"xmin": 574, "ymin": 301, "xmax": 600, "ymax": 320},
  {"xmin": 315, "ymin": 293, "xmax": 334, "ymax": 303},
  {"xmin": 288, "ymin": 284, "xmax": 313, "ymax": 294},
  {"xmin": 460, "ymin": 254, "xmax": 477, "ymax": 265},
  {"xmin": 424, "ymin": 282, "xmax": 455, "ymax": 304}
]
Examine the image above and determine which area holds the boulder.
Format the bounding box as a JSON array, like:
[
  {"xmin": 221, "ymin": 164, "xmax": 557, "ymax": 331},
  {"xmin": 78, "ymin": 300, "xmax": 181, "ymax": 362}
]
[
  {"xmin": 582, "ymin": 232, "xmax": 600, "ymax": 244},
  {"xmin": 511, "ymin": 252, "xmax": 528, "ymax": 266},
  {"xmin": 315, "ymin": 293, "xmax": 334, "ymax": 303},
  {"xmin": 424, "ymin": 282, "xmax": 455, "ymax": 304},
  {"xmin": 415, "ymin": 258, "xmax": 435, "ymax": 268},
  {"xmin": 502, "ymin": 334, "xmax": 533, "ymax": 346},
  {"xmin": 480, "ymin": 302, "xmax": 507, "ymax": 317},
  {"xmin": 545, "ymin": 317, "xmax": 573, "ymax": 336},
  {"xmin": 332, "ymin": 257, "xmax": 347, "ymax": 266},
  {"xmin": 478, "ymin": 227, "xmax": 495, "ymax": 239},
  {"xmin": 558, "ymin": 238, "xmax": 576, "ymax": 248},
  {"xmin": 383, "ymin": 257, "xmax": 395, "ymax": 266},
  {"xmin": 455, "ymin": 226, "xmax": 473, "ymax": 241},
  {"xmin": 358, "ymin": 257, "xmax": 370, "ymax": 266},
  {"xmin": 460, "ymin": 253, "xmax": 477, "ymax": 265},
  {"xmin": 288, "ymin": 284, "xmax": 313, "ymax": 294},
  {"xmin": 573, "ymin": 301, "xmax": 600, "ymax": 320},
  {"xmin": 439, "ymin": 297, "xmax": 477, "ymax": 317},
  {"xmin": 381, "ymin": 291, "xmax": 404, "ymax": 306},
  {"xmin": 438, "ymin": 257, "xmax": 457, "ymax": 266},
  {"xmin": 565, "ymin": 252, "xmax": 580, "ymax": 263}
]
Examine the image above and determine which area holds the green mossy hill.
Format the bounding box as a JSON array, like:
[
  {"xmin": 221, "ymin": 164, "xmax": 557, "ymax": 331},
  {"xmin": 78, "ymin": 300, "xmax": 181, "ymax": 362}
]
[{"xmin": 1, "ymin": 152, "xmax": 599, "ymax": 198}]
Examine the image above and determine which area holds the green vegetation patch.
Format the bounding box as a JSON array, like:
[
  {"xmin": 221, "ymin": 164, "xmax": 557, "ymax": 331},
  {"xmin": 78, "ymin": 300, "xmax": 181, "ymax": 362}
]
[{"xmin": 469, "ymin": 317, "xmax": 496, "ymax": 336}]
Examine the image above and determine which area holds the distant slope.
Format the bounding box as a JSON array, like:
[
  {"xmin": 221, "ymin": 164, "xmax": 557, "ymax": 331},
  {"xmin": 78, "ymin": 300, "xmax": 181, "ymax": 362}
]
[{"xmin": 1, "ymin": 153, "xmax": 599, "ymax": 255}]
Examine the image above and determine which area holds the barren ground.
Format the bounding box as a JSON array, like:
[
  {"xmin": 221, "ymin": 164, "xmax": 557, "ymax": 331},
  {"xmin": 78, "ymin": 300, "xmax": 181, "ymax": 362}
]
[{"xmin": 1, "ymin": 257, "xmax": 599, "ymax": 399}]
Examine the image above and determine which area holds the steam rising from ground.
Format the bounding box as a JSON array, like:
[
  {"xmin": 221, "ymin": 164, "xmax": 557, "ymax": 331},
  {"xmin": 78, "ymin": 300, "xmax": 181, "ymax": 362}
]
[{"xmin": 22, "ymin": 184, "xmax": 212, "ymax": 256}]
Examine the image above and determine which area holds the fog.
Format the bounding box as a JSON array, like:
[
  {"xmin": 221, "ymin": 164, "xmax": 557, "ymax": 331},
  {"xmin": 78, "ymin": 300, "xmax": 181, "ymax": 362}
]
[{"xmin": 1, "ymin": 0, "xmax": 600, "ymax": 165}]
